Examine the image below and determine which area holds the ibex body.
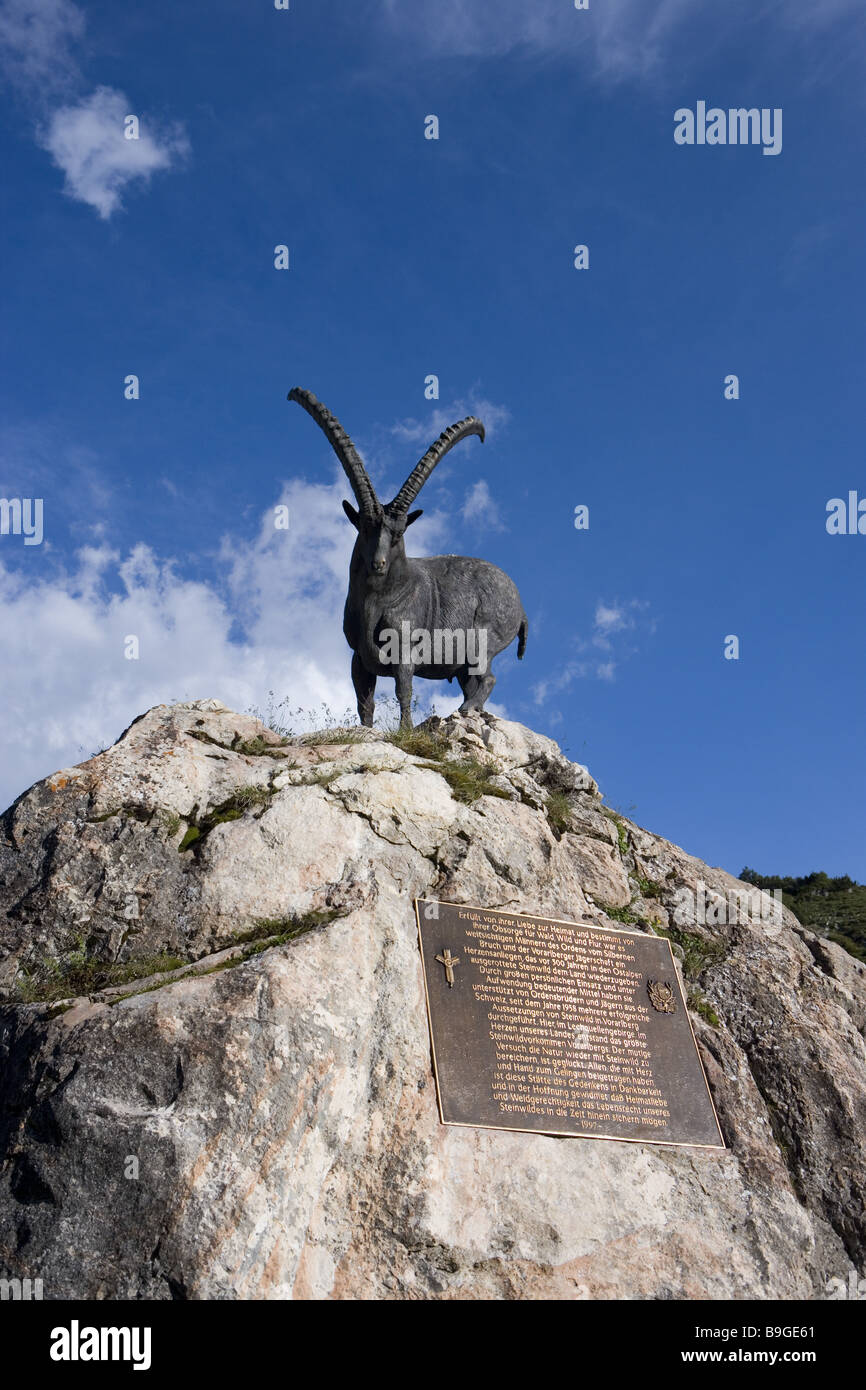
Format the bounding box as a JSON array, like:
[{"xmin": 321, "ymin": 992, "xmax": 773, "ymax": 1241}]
[{"xmin": 289, "ymin": 388, "xmax": 528, "ymax": 729}]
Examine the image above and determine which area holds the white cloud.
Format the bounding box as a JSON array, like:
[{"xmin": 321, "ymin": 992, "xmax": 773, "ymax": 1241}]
[
  {"xmin": 0, "ymin": 0, "xmax": 83, "ymax": 93},
  {"xmin": 38, "ymin": 85, "xmax": 188, "ymax": 219},
  {"xmin": 390, "ymin": 396, "xmax": 510, "ymax": 447},
  {"xmin": 377, "ymin": 0, "xmax": 864, "ymax": 81},
  {"xmin": 532, "ymin": 598, "xmax": 653, "ymax": 702},
  {"xmin": 592, "ymin": 598, "xmax": 649, "ymax": 647},
  {"xmin": 461, "ymin": 479, "xmax": 505, "ymax": 532},
  {"xmin": 594, "ymin": 600, "xmax": 632, "ymax": 635},
  {"xmin": 0, "ymin": 0, "xmax": 188, "ymax": 217},
  {"xmin": 377, "ymin": 0, "xmax": 697, "ymax": 77},
  {"xmin": 532, "ymin": 661, "xmax": 592, "ymax": 705}
]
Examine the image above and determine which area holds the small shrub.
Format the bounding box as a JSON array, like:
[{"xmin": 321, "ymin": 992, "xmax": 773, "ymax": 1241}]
[
  {"xmin": 635, "ymin": 876, "xmax": 664, "ymax": 899},
  {"xmin": 545, "ymin": 791, "xmax": 572, "ymax": 836},
  {"xmin": 654, "ymin": 924, "xmax": 727, "ymax": 979}
]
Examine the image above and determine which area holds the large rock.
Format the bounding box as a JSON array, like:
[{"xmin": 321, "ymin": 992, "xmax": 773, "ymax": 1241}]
[{"xmin": 0, "ymin": 700, "xmax": 863, "ymax": 1299}]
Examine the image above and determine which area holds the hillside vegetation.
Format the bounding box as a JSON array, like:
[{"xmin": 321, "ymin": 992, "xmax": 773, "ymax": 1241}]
[{"xmin": 741, "ymin": 868, "xmax": 866, "ymax": 963}]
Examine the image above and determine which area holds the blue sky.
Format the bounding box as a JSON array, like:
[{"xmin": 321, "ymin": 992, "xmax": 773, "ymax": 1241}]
[{"xmin": 0, "ymin": 0, "xmax": 864, "ymax": 879}]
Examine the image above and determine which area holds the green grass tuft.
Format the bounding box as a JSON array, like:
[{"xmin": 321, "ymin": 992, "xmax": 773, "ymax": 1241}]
[
  {"xmin": 294, "ymin": 768, "xmax": 342, "ymax": 788},
  {"xmin": 385, "ymin": 725, "xmax": 451, "ymax": 761},
  {"xmin": 247, "ymin": 698, "xmax": 368, "ymax": 745},
  {"xmin": 294, "ymin": 726, "xmax": 366, "ymax": 747},
  {"xmin": 109, "ymin": 911, "xmax": 343, "ymax": 1004},
  {"xmin": 232, "ymin": 909, "xmax": 339, "ymax": 955},
  {"xmin": 15, "ymin": 949, "xmax": 188, "ymax": 1004},
  {"xmin": 688, "ymin": 987, "xmax": 721, "ymax": 1028},
  {"xmin": 654, "ymin": 924, "xmax": 727, "ymax": 980},
  {"xmin": 600, "ymin": 903, "xmax": 639, "ymax": 925},
  {"xmin": 423, "ymin": 756, "xmax": 509, "ymax": 805},
  {"xmin": 178, "ymin": 785, "xmax": 273, "ymax": 852},
  {"xmin": 235, "ymin": 734, "xmax": 287, "ymax": 756},
  {"xmin": 603, "ymin": 809, "xmax": 630, "ymax": 857}
]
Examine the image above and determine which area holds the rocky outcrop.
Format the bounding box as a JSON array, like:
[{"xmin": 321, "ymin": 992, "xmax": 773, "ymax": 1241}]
[{"xmin": 0, "ymin": 699, "xmax": 863, "ymax": 1299}]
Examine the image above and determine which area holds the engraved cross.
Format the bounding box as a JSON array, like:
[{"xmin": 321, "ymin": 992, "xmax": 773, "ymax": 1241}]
[{"xmin": 435, "ymin": 948, "xmax": 460, "ymax": 987}]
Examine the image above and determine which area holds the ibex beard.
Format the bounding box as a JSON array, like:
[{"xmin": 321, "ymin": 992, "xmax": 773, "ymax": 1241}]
[{"xmin": 288, "ymin": 388, "xmax": 528, "ymax": 729}]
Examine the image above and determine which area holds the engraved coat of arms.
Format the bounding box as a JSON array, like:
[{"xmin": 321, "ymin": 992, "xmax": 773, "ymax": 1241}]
[{"xmin": 647, "ymin": 979, "xmax": 676, "ymax": 1014}]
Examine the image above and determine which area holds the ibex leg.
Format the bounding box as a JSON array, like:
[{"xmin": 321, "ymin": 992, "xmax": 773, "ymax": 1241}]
[
  {"xmin": 456, "ymin": 668, "xmax": 496, "ymax": 713},
  {"xmin": 352, "ymin": 653, "xmax": 377, "ymax": 727},
  {"xmin": 394, "ymin": 665, "xmax": 414, "ymax": 730}
]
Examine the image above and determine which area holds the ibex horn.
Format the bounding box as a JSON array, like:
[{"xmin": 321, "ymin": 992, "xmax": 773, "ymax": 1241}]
[
  {"xmin": 288, "ymin": 388, "xmax": 380, "ymax": 518},
  {"xmin": 389, "ymin": 416, "xmax": 485, "ymax": 515}
]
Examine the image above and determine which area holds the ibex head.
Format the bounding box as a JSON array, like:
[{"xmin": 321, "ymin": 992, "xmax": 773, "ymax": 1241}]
[{"xmin": 288, "ymin": 388, "xmax": 485, "ymax": 583}]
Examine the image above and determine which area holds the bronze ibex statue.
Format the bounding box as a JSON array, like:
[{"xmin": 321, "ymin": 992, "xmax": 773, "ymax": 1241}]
[{"xmin": 289, "ymin": 388, "xmax": 527, "ymax": 729}]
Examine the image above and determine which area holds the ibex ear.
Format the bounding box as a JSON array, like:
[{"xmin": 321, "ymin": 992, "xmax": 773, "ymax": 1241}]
[
  {"xmin": 406, "ymin": 509, "xmax": 423, "ymax": 527},
  {"xmin": 342, "ymin": 500, "xmax": 360, "ymax": 529}
]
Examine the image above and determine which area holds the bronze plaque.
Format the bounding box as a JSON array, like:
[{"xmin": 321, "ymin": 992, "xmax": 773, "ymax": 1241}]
[{"xmin": 415, "ymin": 900, "xmax": 724, "ymax": 1150}]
